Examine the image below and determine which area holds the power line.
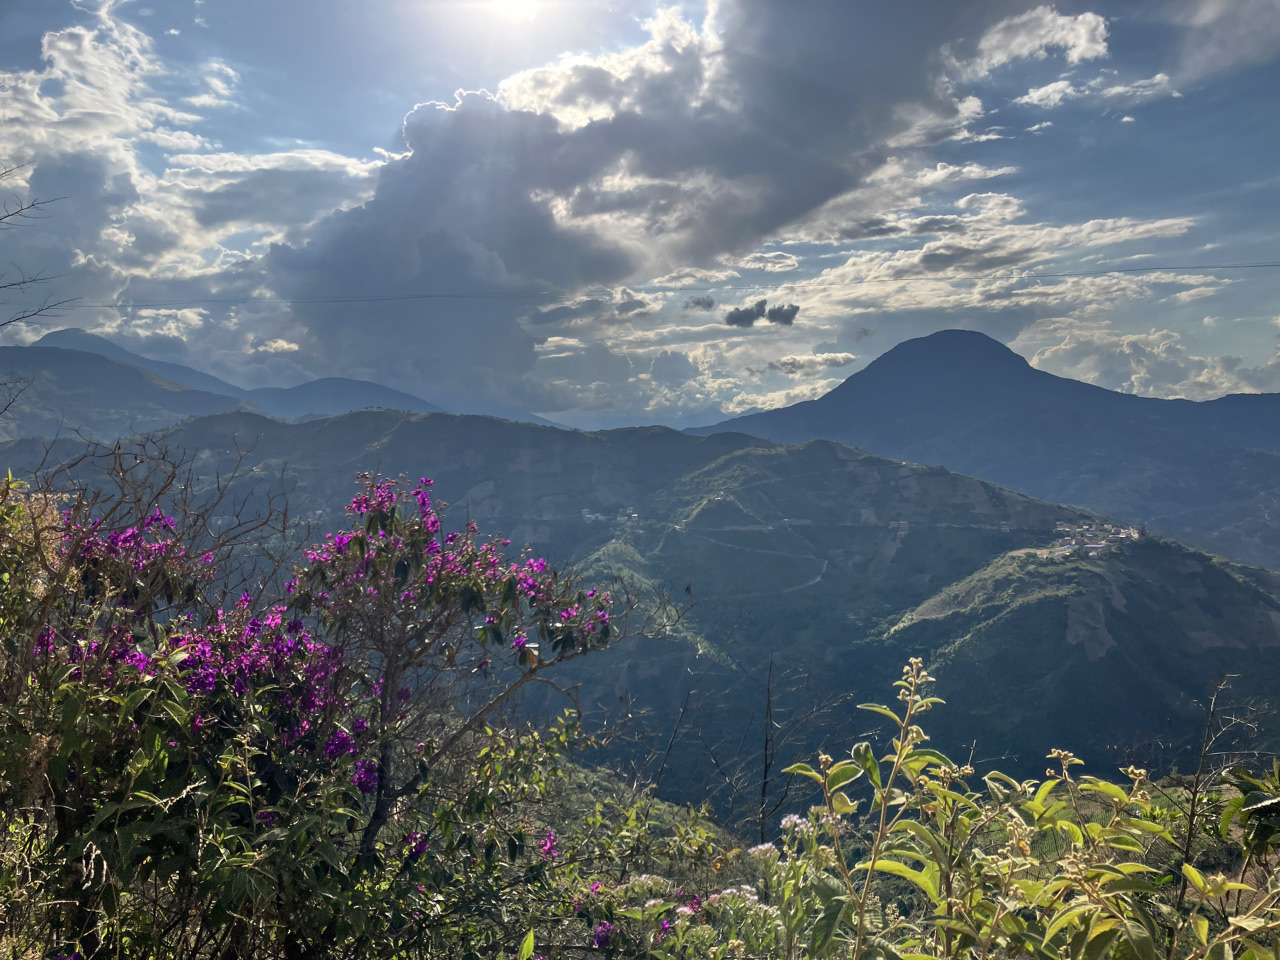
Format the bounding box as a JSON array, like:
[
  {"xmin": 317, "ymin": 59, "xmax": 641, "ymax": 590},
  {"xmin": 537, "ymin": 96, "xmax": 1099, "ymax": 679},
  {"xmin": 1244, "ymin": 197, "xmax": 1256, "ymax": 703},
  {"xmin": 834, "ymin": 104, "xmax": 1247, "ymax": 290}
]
[{"xmin": 41, "ymin": 260, "xmax": 1280, "ymax": 311}]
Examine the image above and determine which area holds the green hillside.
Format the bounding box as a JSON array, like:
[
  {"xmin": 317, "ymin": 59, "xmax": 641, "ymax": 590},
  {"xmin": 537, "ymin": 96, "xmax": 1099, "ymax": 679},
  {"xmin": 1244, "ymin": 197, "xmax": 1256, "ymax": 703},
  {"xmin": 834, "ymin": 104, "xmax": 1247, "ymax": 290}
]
[
  {"xmin": 869, "ymin": 538, "xmax": 1280, "ymax": 770},
  {"xmin": 5, "ymin": 409, "xmax": 1278, "ymax": 822}
]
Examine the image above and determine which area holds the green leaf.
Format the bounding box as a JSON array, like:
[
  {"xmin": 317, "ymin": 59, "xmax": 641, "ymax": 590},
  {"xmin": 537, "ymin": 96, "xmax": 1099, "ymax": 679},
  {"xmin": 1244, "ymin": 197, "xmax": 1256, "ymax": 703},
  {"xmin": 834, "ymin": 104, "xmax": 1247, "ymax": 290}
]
[
  {"xmin": 1192, "ymin": 915, "xmax": 1209, "ymax": 945},
  {"xmin": 858, "ymin": 703, "xmax": 902, "ymax": 725},
  {"xmin": 1121, "ymin": 919, "xmax": 1159, "ymax": 960},
  {"xmin": 1045, "ymin": 902, "xmax": 1096, "ymax": 944},
  {"xmin": 783, "ymin": 762, "xmax": 825, "ymax": 784},
  {"xmin": 1182, "ymin": 863, "xmax": 1207, "ymax": 894},
  {"xmin": 831, "ymin": 791, "xmax": 858, "ymax": 816},
  {"xmin": 518, "ymin": 929, "xmax": 535, "ymax": 960},
  {"xmin": 858, "ymin": 858, "xmax": 938, "ymax": 901},
  {"xmin": 809, "ymin": 896, "xmax": 848, "ymax": 956},
  {"xmin": 853, "ymin": 741, "xmax": 882, "ymax": 789},
  {"xmin": 1080, "ymin": 777, "xmax": 1131, "ymax": 806},
  {"xmin": 826, "ymin": 763, "xmax": 863, "ymax": 792}
]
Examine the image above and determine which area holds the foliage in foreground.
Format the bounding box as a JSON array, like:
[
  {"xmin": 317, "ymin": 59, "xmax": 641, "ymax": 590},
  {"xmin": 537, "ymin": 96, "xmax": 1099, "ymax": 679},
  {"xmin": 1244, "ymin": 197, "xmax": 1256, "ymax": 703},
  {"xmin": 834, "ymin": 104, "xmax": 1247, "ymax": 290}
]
[{"xmin": 0, "ymin": 467, "xmax": 1277, "ymax": 960}]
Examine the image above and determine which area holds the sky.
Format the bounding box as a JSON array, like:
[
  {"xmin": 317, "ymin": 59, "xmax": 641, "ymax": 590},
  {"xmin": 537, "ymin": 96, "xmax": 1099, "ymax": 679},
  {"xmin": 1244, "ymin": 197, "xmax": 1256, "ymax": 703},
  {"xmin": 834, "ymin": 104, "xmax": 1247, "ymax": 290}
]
[{"xmin": 1, "ymin": 0, "xmax": 1279, "ymax": 428}]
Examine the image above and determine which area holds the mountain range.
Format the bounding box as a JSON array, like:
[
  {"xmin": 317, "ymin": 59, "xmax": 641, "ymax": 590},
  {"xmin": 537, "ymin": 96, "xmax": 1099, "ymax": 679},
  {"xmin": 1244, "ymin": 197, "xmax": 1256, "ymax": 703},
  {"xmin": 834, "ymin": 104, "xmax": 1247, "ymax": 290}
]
[
  {"xmin": 6, "ymin": 408, "xmax": 1278, "ymax": 820},
  {"xmin": 694, "ymin": 329, "xmax": 1280, "ymax": 570},
  {"xmin": 6, "ymin": 329, "xmax": 1280, "ymax": 822}
]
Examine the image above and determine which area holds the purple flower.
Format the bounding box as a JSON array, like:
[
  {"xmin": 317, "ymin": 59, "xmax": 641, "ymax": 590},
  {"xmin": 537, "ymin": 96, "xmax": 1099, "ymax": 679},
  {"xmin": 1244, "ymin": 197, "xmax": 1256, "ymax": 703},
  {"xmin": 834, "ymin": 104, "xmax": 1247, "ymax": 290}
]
[
  {"xmin": 539, "ymin": 829, "xmax": 557, "ymax": 860},
  {"xmin": 592, "ymin": 922, "xmax": 612, "ymax": 948},
  {"xmin": 353, "ymin": 759, "xmax": 378, "ymax": 794},
  {"xmin": 352, "ymin": 716, "xmax": 368, "ymax": 735},
  {"xmin": 33, "ymin": 626, "xmax": 55, "ymax": 657},
  {"xmin": 323, "ymin": 730, "xmax": 355, "ymax": 760}
]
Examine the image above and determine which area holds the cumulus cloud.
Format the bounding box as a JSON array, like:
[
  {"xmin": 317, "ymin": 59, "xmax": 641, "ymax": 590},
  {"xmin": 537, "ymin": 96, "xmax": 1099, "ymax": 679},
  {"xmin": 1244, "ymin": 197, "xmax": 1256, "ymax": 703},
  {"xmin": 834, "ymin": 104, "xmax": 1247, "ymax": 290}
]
[
  {"xmin": 721, "ymin": 251, "xmax": 800, "ymax": 272},
  {"xmin": 746, "ymin": 352, "xmax": 857, "ymax": 377},
  {"xmin": 725, "ymin": 299, "xmax": 768, "ymax": 328},
  {"xmin": 765, "ymin": 302, "xmax": 800, "ymax": 325},
  {"xmin": 957, "ymin": 5, "xmax": 1109, "ymax": 79},
  {"xmin": 1012, "ymin": 318, "xmax": 1280, "ymax": 399},
  {"xmin": 722, "ymin": 298, "xmax": 801, "ymax": 328},
  {"xmin": 684, "ymin": 295, "xmax": 715, "ymax": 311}
]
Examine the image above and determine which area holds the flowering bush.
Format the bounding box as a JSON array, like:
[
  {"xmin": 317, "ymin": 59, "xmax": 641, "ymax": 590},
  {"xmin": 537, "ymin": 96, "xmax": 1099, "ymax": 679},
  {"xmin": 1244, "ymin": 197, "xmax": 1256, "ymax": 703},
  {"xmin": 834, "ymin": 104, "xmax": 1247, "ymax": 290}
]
[{"xmin": 0, "ymin": 472, "xmax": 634, "ymax": 959}]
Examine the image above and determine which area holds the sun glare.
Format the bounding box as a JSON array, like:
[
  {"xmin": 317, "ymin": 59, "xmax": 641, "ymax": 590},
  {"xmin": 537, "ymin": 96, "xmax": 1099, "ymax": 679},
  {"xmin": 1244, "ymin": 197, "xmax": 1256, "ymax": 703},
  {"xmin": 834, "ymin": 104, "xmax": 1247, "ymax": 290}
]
[{"xmin": 488, "ymin": 0, "xmax": 539, "ymax": 22}]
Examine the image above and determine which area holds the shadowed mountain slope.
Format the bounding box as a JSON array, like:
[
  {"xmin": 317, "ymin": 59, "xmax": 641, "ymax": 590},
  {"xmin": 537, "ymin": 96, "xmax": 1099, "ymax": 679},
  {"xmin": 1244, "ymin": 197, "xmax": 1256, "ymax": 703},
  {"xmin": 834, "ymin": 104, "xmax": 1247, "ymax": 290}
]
[
  {"xmin": 694, "ymin": 330, "xmax": 1280, "ymax": 569},
  {"xmin": 34, "ymin": 329, "xmax": 444, "ymax": 419},
  {"xmin": 6, "ymin": 408, "xmax": 1278, "ymax": 814},
  {"xmin": 0, "ymin": 346, "xmax": 254, "ymax": 441}
]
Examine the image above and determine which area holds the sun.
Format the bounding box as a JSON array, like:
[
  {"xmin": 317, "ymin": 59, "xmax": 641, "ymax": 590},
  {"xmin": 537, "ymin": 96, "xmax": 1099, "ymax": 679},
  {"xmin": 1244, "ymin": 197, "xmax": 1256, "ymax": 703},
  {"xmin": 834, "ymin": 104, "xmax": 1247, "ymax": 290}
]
[{"xmin": 488, "ymin": 0, "xmax": 539, "ymax": 23}]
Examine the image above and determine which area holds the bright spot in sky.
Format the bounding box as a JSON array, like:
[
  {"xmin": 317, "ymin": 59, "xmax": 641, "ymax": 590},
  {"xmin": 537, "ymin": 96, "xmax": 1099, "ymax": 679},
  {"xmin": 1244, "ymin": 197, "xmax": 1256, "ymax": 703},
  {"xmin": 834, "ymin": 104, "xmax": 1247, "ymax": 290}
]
[{"xmin": 489, "ymin": 0, "xmax": 539, "ymax": 22}]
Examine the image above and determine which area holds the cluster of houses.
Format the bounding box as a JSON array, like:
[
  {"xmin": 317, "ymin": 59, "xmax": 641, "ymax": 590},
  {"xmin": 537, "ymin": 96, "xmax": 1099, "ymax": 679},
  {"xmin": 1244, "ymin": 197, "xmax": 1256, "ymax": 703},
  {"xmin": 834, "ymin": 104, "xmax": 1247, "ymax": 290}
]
[
  {"xmin": 582, "ymin": 507, "xmax": 640, "ymax": 525},
  {"xmin": 1049, "ymin": 521, "xmax": 1143, "ymax": 557}
]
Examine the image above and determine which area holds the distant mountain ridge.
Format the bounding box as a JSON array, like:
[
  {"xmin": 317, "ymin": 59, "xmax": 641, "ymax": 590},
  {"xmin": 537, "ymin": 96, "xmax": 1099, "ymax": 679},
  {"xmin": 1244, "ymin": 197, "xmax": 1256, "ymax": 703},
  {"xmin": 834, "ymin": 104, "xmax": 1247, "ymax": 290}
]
[
  {"xmin": 694, "ymin": 330, "xmax": 1280, "ymax": 570},
  {"xmin": 33, "ymin": 329, "xmax": 444, "ymax": 419},
  {"xmin": 0, "ymin": 346, "xmax": 254, "ymax": 441}
]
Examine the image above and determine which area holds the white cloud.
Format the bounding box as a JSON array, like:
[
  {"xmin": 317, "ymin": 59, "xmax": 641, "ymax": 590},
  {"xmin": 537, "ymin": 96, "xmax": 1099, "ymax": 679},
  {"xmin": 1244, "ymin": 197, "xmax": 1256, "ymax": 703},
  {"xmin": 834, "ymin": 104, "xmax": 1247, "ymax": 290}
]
[
  {"xmin": 256, "ymin": 338, "xmax": 300, "ymax": 353},
  {"xmin": 1012, "ymin": 317, "xmax": 1280, "ymax": 399},
  {"xmin": 958, "ymin": 5, "xmax": 1109, "ymax": 79},
  {"xmin": 1173, "ymin": 0, "xmax": 1280, "ymax": 80},
  {"xmin": 745, "ymin": 352, "xmax": 857, "ymax": 377},
  {"xmin": 1014, "ymin": 72, "xmax": 1177, "ymax": 110},
  {"xmin": 721, "ymin": 251, "xmax": 799, "ymax": 272},
  {"xmin": 1100, "ymin": 72, "xmax": 1175, "ymax": 99},
  {"xmin": 1014, "ymin": 79, "xmax": 1081, "ymax": 108}
]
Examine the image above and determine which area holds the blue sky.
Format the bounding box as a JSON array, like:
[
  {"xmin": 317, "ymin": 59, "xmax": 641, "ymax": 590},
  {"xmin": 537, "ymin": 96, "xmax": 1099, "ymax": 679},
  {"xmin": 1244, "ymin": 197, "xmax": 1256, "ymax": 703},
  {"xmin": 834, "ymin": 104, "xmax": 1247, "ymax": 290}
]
[{"xmin": 2, "ymin": 0, "xmax": 1279, "ymax": 427}]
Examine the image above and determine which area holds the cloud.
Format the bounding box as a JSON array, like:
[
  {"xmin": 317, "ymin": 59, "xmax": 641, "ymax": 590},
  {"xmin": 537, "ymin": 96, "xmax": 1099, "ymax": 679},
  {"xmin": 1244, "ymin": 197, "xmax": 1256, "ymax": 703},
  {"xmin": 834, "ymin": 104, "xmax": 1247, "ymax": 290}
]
[
  {"xmin": 684, "ymin": 295, "xmax": 715, "ymax": 311},
  {"xmin": 1011, "ymin": 317, "xmax": 1280, "ymax": 399},
  {"xmin": 722, "ymin": 298, "xmax": 801, "ymax": 327},
  {"xmin": 764, "ymin": 302, "xmax": 800, "ymax": 325},
  {"xmin": 725, "ymin": 299, "xmax": 768, "ymax": 327},
  {"xmin": 652, "ymin": 266, "xmax": 737, "ymax": 287},
  {"xmin": 1172, "ymin": 0, "xmax": 1280, "ymax": 81},
  {"xmin": 957, "ymin": 5, "xmax": 1109, "ymax": 79},
  {"xmin": 747, "ymin": 352, "xmax": 857, "ymax": 377},
  {"xmin": 1014, "ymin": 79, "xmax": 1080, "ymax": 108},
  {"xmin": 648, "ymin": 349, "xmax": 700, "ymax": 384},
  {"xmin": 256, "ymin": 337, "xmax": 300, "ymax": 353},
  {"xmin": 721, "ymin": 251, "xmax": 799, "ymax": 272},
  {"xmin": 1014, "ymin": 72, "xmax": 1178, "ymax": 110}
]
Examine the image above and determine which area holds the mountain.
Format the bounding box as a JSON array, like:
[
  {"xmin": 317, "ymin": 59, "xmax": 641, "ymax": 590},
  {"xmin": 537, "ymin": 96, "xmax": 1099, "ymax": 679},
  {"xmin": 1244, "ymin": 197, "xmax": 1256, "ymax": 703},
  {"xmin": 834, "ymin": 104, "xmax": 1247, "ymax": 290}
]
[
  {"xmin": 0, "ymin": 346, "xmax": 254, "ymax": 441},
  {"xmin": 34, "ymin": 328, "xmax": 250, "ymax": 398},
  {"xmin": 33, "ymin": 329, "xmax": 444, "ymax": 419},
  {"xmin": 7, "ymin": 408, "xmax": 1277, "ymax": 819},
  {"xmin": 245, "ymin": 378, "xmax": 441, "ymax": 419},
  {"xmin": 693, "ymin": 330, "xmax": 1280, "ymax": 570}
]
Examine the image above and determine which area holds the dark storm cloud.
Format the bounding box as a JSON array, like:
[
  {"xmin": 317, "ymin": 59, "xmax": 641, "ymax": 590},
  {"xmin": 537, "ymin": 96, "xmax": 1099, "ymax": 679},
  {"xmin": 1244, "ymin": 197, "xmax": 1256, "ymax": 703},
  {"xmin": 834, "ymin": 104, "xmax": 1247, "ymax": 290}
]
[
  {"xmin": 725, "ymin": 299, "xmax": 768, "ymax": 327},
  {"xmin": 723, "ymin": 299, "xmax": 801, "ymax": 327},
  {"xmin": 684, "ymin": 295, "xmax": 715, "ymax": 311},
  {"xmin": 765, "ymin": 303, "xmax": 800, "ymax": 325}
]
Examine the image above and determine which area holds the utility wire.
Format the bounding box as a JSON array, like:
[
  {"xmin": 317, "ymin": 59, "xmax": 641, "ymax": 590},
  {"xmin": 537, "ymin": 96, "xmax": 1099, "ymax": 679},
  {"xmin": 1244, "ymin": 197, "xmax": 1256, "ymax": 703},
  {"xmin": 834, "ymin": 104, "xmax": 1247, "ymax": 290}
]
[{"xmin": 38, "ymin": 260, "xmax": 1280, "ymax": 311}]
